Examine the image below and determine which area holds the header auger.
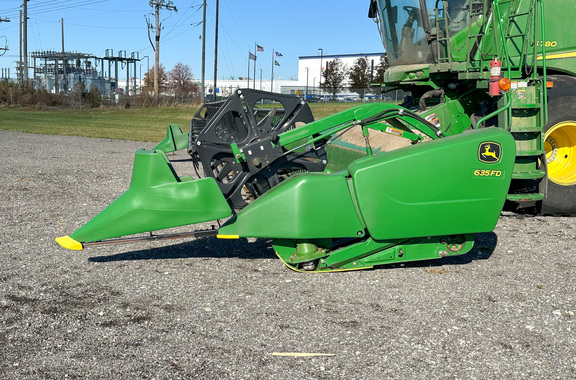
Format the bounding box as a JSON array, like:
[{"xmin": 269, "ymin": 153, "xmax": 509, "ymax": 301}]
[{"xmin": 56, "ymin": 89, "xmax": 516, "ymax": 272}]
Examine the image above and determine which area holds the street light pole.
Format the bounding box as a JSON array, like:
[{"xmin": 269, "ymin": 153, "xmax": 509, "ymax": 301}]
[
  {"xmin": 305, "ymin": 67, "xmax": 309, "ymax": 99},
  {"xmin": 313, "ymin": 77, "xmax": 316, "ymax": 97},
  {"xmin": 318, "ymin": 48, "xmax": 323, "ymax": 97},
  {"xmin": 141, "ymin": 55, "xmax": 149, "ymax": 91},
  {"xmin": 143, "ymin": 55, "xmax": 150, "ymax": 73}
]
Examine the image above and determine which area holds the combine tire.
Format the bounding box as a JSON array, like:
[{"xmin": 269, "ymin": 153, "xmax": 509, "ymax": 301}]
[{"xmin": 541, "ymin": 95, "xmax": 576, "ymax": 215}]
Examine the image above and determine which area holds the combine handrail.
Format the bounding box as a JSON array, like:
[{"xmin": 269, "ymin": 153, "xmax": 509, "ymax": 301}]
[
  {"xmin": 537, "ymin": 0, "xmax": 547, "ymax": 124},
  {"xmin": 475, "ymin": 92, "xmax": 512, "ymax": 129}
]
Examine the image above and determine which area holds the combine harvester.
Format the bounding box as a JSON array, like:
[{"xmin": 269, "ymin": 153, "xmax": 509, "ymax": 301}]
[{"xmin": 57, "ymin": 0, "xmax": 576, "ymax": 272}]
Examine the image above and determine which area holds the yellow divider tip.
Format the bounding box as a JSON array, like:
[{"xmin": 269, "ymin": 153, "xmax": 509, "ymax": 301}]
[
  {"xmin": 55, "ymin": 236, "xmax": 83, "ymax": 250},
  {"xmin": 217, "ymin": 234, "xmax": 240, "ymax": 239}
]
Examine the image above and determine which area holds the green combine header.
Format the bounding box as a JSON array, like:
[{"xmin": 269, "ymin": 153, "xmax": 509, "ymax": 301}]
[{"xmin": 57, "ymin": 0, "xmax": 576, "ymax": 272}]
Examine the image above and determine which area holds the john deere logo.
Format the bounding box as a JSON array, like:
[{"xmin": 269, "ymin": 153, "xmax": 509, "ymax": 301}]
[{"xmin": 478, "ymin": 142, "xmax": 501, "ymax": 163}]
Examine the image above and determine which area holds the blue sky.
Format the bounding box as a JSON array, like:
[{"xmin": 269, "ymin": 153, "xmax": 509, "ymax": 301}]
[{"xmin": 0, "ymin": 0, "xmax": 384, "ymax": 81}]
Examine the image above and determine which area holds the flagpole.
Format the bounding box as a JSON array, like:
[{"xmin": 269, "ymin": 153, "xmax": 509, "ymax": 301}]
[
  {"xmin": 247, "ymin": 51, "xmax": 250, "ymax": 88},
  {"xmin": 213, "ymin": 0, "xmax": 219, "ymax": 99},
  {"xmin": 253, "ymin": 43, "xmax": 257, "ymax": 89},
  {"xmin": 271, "ymin": 49, "xmax": 274, "ymax": 93}
]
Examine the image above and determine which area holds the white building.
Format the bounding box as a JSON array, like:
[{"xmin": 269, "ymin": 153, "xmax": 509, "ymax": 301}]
[
  {"xmin": 294, "ymin": 52, "xmax": 384, "ymax": 98},
  {"xmin": 203, "ymin": 78, "xmax": 301, "ymax": 99},
  {"xmin": 201, "ymin": 52, "xmax": 385, "ymax": 99}
]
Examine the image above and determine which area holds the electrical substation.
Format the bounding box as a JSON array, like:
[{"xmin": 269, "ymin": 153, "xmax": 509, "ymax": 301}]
[{"xmin": 29, "ymin": 49, "xmax": 142, "ymax": 97}]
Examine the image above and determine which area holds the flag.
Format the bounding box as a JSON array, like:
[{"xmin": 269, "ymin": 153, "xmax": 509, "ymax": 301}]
[
  {"xmin": 249, "ymin": 52, "xmax": 256, "ymax": 60},
  {"xmin": 275, "ymin": 51, "xmax": 283, "ymax": 57},
  {"xmin": 274, "ymin": 60, "xmax": 280, "ymax": 66},
  {"xmin": 256, "ymin": 44, "xmax": 264, "ymax": 52}
]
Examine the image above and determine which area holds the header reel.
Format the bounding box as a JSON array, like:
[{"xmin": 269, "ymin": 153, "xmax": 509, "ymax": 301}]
[{"xmin": 188, "ymin": 89, "xmax": 327, "ymax": 210}]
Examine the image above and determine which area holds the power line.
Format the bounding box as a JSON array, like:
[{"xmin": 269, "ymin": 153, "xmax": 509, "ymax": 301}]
[
  {"xmin": 28, "ymin": 0, "xmax": 109, "ymax": 15},
  {"xmin": 161, "ymin": 3, "xmax": 201, "ymax": 39},
  {"xmin": 221, "ymin": 2, "xmax": 250, "ymax": 53},
  {"xmin": 33, "ymin": 17, "xmax": 145, "ymax": 30},
  {"xmin": 0, "ymin": 0, "xmax": 109, "ymax": 19}
]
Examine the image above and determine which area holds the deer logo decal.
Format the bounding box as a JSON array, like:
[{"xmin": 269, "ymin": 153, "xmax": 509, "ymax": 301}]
[{"xmin": 478, "ymin": 142, "xmax": 501, "ymax": 163}]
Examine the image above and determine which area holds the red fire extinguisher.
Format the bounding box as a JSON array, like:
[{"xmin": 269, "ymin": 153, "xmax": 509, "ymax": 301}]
[{"xmin": 489, "ymin": 56, "xmax": 502, "ymax": 96}]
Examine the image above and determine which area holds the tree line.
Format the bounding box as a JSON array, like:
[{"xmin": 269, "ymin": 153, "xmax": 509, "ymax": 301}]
[
  {"xmin": 143, "ymin": 62, "xmax": 199, "ymax": 103},
  {"xmin": 321, "ymin": 54, "xmax": 389, "ymax": 100},
  {"xmin": 0, "ymin": 61, "xmax": 200, "ymax": 108},
  {"xmin": 0, "ymin": 56, "xmax": 389, "ymax": 108}
]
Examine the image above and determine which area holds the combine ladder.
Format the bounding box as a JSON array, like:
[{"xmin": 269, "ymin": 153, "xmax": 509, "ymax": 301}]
[
  {"xmin": 493, "ymin": 0, "xmax": 547, "ymax": 205},
  {"xmin": 434, "ymin": 1, "xmax": 451, "ymax": 64}
]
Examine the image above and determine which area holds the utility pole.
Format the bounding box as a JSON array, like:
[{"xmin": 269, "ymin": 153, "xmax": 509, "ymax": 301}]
[
  {"xmin": 0, "ymin": 17, "xmax": 9, "ymax": 57},
  {"xmin": 61, "ymin": 18, "xmax": 64, "ymax": 53},
  {"xmin": 213, "ymin": 0, "xmax": 219, "ymax": 100},
  {"xmin": 200, "ymin": 0, "xmax": 206, "ymax": 101},
  {"xmin": 149, "ymin": 0, "xmax": 177, "ymax": 102},
  {"xmin": 18, "ymin": 10, "xmax": 22, "ymax": 82},
  {"xmin": 23, "ymin": 0, "xmax": 28, "ymax": 83}
]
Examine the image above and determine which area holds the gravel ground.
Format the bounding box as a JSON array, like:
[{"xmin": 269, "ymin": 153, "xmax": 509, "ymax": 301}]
[{"xmin": 1, "ymin": 130, "xmax": 575, "ymax": 379}]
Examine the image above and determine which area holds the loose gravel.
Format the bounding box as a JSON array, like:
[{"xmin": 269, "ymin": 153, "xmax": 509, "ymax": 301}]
[{"xmin": 1, "ymin": 130, "xmax": 575, "ymax": 379}]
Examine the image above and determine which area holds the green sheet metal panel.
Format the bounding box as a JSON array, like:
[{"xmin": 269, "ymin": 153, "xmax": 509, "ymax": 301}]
[
  {"xmin": 154, "ymin": 124, "xmax": 189, "ymax": 153},
  {"xmin": 218, "ymin": 173, "xmax": 365, "ymax": 239},
  {"xmin": 70, "ymin": 149, "xmax": 232, "ymax": 243},
  {"xmin": 348, "ymin": 128, "xmax": 516, "ymax": 240}
]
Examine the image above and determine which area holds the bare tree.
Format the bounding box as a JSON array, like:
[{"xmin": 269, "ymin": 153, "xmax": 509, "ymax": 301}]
[
  {"xmin": 168, "ymin": 62, "xmax": 198, "ymax": 101},
  {"xmin": 321, "ymin": 58, "xmax": 347, "ymax": 100}
]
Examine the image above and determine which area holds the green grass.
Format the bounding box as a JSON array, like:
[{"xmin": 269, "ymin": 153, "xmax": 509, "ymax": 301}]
[
  {"xmin": 0, "ymin": 102, "xmax": 370, "ymax": 142},
  {"xmin": 0, "ymin": 107, "xmax": 200, "ymax": 142},
  {"xmin": 309, "ymin": 102, "xmax": 366, "ymax": 119}
]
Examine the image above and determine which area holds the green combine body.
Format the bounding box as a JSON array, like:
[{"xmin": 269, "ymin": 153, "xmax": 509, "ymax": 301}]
[
  {"xmin": 56, "ymin": 0, "xmax": 574, "ymax": 272},
  {"xmin": 371, "ymin": 0, "xmax": 576, "ymax": 214}
]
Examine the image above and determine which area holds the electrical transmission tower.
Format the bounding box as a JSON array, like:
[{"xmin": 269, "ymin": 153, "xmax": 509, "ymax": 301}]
[{"xmin": 148, "ymin": 0, "xmax": 177, "ymax": 102}]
